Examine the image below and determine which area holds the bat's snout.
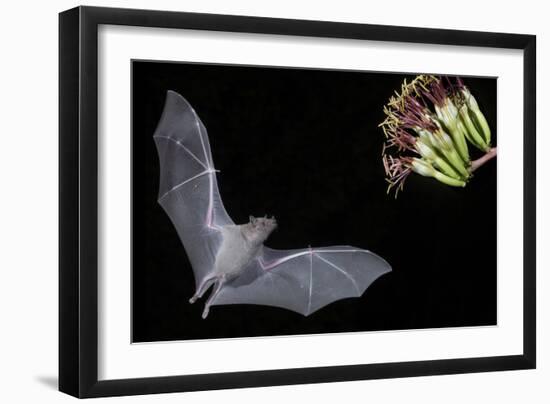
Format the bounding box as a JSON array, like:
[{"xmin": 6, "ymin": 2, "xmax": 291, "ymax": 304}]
[
  {"xmin": 248, "ymin": 215, "xmax": 278, "ymax": 238},
  {"xmin": 265, "ymin": 215, "xmax": 277, "ymax": 228}
]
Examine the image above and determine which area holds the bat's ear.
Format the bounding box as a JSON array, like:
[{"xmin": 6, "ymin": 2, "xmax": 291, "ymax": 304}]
[{"xmin": 249, "ymin": 215, "xmax": 255, "ymax": 224}]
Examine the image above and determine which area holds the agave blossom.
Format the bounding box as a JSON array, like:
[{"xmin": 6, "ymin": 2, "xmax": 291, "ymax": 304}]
[{"xmin": 380, "ymin": 75, "xmax": 496, "ymax": 196}]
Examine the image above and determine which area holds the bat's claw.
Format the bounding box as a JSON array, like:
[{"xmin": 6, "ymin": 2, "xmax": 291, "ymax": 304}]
[
  {"xmin": 189, "ymin": 295, "xmax": 198, "ymax": 304},
  {"xmin": 202, "ymin": 306, "xmax": 210, "ymax": 319}
]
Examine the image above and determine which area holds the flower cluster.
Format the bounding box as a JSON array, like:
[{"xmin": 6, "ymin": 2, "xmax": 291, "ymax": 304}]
[{"xmin": 380, "ymin": 75, "xmax": 494, "ymax": 196}]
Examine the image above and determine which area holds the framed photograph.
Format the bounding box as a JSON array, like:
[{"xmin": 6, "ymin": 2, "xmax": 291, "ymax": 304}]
[{"xmin": 59, "ymin": 6, "xmax": 536, "ymax": 398}]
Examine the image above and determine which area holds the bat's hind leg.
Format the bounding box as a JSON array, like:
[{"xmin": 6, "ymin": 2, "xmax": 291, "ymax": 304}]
[
  {"xmin": 202, "ymin": 278, "xmax": 225, "ymax": 319},
  {"xmin": 189, "ymin": 277, "xmax": 216, "ymax": 304}
]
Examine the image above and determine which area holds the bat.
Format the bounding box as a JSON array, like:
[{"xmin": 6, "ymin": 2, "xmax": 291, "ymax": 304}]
[{"xmin": 153, "ymin": 90, "xmax": 392, "ymax": 319}]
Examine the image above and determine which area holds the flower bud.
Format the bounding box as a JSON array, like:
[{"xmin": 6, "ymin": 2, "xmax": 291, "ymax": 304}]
[{"xmin": 380, "ymin": 75, "xmax": 493, "ymax": 196}]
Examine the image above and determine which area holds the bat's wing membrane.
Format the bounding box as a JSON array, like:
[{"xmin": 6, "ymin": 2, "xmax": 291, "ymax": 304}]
[
  {"xmin": 211, "ymin": 246, "xmax": 391, "ymax": 316},
  {"xmin": 154, "ymin": 91, "xmax": 234, "ymax": 288}
]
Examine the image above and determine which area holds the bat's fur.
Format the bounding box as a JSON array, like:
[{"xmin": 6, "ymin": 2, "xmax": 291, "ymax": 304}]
[{"xmin": 189, "ymin": 216, "xmax": 277, "ymax": 318}]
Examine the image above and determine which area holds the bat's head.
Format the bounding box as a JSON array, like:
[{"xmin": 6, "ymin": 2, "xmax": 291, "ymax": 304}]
[{"xmin": 243, "ymin": 215, "xmax": 278, "ymax": 245}]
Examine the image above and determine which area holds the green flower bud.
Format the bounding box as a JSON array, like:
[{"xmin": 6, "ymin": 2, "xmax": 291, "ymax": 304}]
[
  {"xmin": 461, "ymin": 88, "xmax": 492, "ymax": 148},
  {"xmin": 415, "ymin": 140, "xmax": 462, "ymax": 180},
  {"xmin": 411, "ymin": 158, "xmax": 466, "ymax": 187}
]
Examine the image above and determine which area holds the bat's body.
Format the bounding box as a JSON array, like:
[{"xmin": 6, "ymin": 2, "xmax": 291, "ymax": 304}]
[
  {"xmin": 214, "ymin": 224, "xmax": 261, "ymax": 278},
  {"xmin": 154, "ymin": 91, "xmax": 391, "ymax": 318},
  {"xmin": 190, "ymin": 219, "xmax": 277, "ymax": 317},
  {"xmin": 213, "ymin": 219, "xmax": 276, "ymax": 279}
]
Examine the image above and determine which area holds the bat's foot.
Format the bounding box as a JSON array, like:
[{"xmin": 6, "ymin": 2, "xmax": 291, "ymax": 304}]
[
  {"xmin": 198, "ymin": 277, "xmax": 223, "ymax": 319},
  {"xmin": 190, "ymin": 277, "xmax": 216, "ymax": 305}
]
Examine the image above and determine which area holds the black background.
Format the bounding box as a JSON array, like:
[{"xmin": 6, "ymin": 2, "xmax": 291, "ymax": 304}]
[{"xmin": 132, "ymin": 61, "xmax": 497, "ymax": 342}]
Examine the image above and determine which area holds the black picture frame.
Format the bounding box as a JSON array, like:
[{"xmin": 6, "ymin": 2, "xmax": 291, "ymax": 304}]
[{"xmin": 59, "ymin": 5, "xmax": 536, "ymax": 398}]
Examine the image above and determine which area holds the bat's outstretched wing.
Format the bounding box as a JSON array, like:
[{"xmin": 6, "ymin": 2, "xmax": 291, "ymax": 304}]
[
  {"xmin": 154, "ymin": 91, "xmax": 234, "ymax": 289},
  {"xmin": 210, "ymin": 246, "xmax": 391, "ymax": 316}
]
